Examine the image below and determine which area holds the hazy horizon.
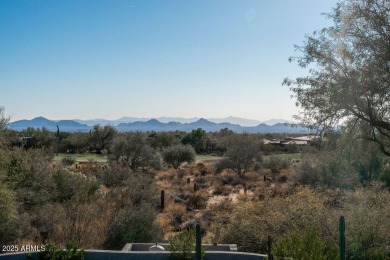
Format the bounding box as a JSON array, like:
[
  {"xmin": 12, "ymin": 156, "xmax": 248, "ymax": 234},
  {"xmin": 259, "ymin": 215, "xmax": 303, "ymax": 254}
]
[
  {"xmin": 9, "ymin": 114, "xmax": 295, "ymax": 126},
  {"xmin": 1, "ymin": 0, "xmax": 337, "ymax": 122}
]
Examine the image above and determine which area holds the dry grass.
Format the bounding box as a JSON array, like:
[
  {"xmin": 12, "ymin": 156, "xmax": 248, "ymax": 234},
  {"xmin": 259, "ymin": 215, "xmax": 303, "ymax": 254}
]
[
  {"xmin": 164, "ymin": 203, "xmax": 187, "ymax": 227},
  {"xmin": 151, "ymin": 160, "xmax": 301, "ymax": 244},
  {"xmin": 156, "ymin": 168, "xmax": 177, "ymax": 181}
]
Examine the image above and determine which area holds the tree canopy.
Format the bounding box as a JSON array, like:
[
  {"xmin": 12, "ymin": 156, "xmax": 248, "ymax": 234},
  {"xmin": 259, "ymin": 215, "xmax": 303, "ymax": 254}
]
[
  {"xmin": 216, "ymin": 134, "xmax": 262, "ymax": 176},
  {"xmin": 284, "ymin": 0, "xmax": 390, "ymax": 155},
  {"xmin": 109, "ymin": 132, "xmax": 161, "ymax": 170},
  {"xmin": 181, "ymin": 128, "xmax": 207, "ymax": 153},
  {"xmin": 162, "ymin": 144, "xmax": 195, "ymax": 169}
]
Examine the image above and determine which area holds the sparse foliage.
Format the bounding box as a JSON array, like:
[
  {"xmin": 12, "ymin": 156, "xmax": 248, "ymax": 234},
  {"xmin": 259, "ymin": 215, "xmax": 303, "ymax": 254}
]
[
  {"xmin": 88, "ymin": 124, "xmax": 117, "ymax": 154},
  {"xmin": 273, "ymin": 230, "xmax": 338, "ymax": 260},
  {"xmin": 264, "ymin": 156, "xmax": 290, "ymax": 176},
  {"xmin": 0, "ymin": 106, "xmax": 10, "ymax": 147},
  {"xmin": 162, "ymin": 144, "xmax": 196, "ymax": 169},
  {"xmin": 216, "ymin": 134, "xmax": 262, "ymax": 176},
  {"xmin": 169, "ymin": 229, "xmax": 196, "ymax": 260},
  {"xmin": 0, "ymin": 184, "xmax": 18, "ymax": 244},
  {"xmin": 109, "ymin": 132, "xmax": 162, "ymax": 170},
  {"xmin": 285, "ymin": 0, "xmax": 390, "ymax": 156},
  {"xmin": 40, "ymin": 239, "xmax": 84, "ymax": 260},
  {"xmin": 103, "ymin": 206, "xmax": 161, "ymax": 250}
]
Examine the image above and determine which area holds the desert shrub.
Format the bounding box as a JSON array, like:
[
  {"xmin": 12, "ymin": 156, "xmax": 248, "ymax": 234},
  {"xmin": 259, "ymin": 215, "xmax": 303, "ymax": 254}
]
[
  {"xmin": 57, "ymin": 200, "xmax": 107, "ymax": 247},
  {"xmin": 241, "ymin": 171, "xmax": 262, "ymax": 188},
  {"xmin": 109, "ymin": 132, "xmax": 162, "ymax": 170},
  {"xmin": 162, "ymin": 144, "xmax": 196, "ymax": 169},
  {"xmin": 165, "ymin": 203, "xmax": 187, "ymax": 228},
  {"xmin": 96, "ymin": 162, "xmax": 131, "ymax": 187},
  {"xmin": 186, "ymin": 190, "xmax": 209, "ymax": 209},
  {"xmin": 0, "ymin": 184, "xmax": 19, "ymax": 244},
  {"xmin": 169, "ymin": 229, "xmax": 197, "ymax": 260},
  {"xmin": 344, "ymin": 184, "xmax": 390, "ymax": 259},
  {"xmin": 273, "ymin": 229, "xmax": 338, "ymax": 260},
  {"xmin": 216, "ymin": 134, "xmax": 263, "ymax": 176},
  {"xmin": 148, "ymin": 131, "xmax": 180, "ymax": 150},
  {"xmin": 156, "ymin": 168, "xmax": 177, "ymax": 181},
  {"xmin": 218, "ymin": 187, "xmax": 327, "ymax": 253},
  {"xmin": 61, "ymin": 156, "xmax": 76, "ymax": 166},
  {"xmin": 103, "ymin": 206, "xmax": 161, "ymax": 250},
  {"xmin": 276, "ymin": 174, "xmax": 288, "ymax": 183},
  {"xmin": 40, "ymin": 239, "xmax": 84, "ymax": 260},
  {"xmin": 212, "ymin": 182, "xmax": 232, "ymax": 196},
  {"xmin": 53, "ymin": 170, "xmax": 100, "ymax": 203},
  {"xmin": 220, "ymin": 172, "xmax": 241, "ymax": 186},
  {"xmin": 380, "ymin": 168, "xmax": 390, "ymax": 189},
  {"xmin": 254, "ymin": 185, "xmax": 295, "ymax": 200},
  {"xmin": 295, "ymin": 153, "xmax": 359, "ymax": 188},
  {"xmin": 105, "ymin": 172, "xmax": 158, "ymax": 209},
  {"xmin": 285, "ymin": 142, "xmax": 299, "ymax": 153},
  {"xmin": 217, "ymin": 183, "xmax": 390, "ymax": 257},
  {"xmin": 208, "ymin": 199, "xmax": 234, "ymax": 216},
  {"xmin": 5, "ymin": 148, "xmax": 57, "ymax": 209},
  {"xmin": 263, "ymin": 156, "xmax": 290, "ymax": 176}
]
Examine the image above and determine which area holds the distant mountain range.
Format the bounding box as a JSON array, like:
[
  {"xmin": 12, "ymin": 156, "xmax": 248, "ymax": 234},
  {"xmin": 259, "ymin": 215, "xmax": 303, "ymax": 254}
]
[
  {"xmin": 71, "ymin": 116, "xmax": 295, "ymax": 127},
  {"xmin": 7, "ymin": 116, "xmax": 310, "ymax": 133}
]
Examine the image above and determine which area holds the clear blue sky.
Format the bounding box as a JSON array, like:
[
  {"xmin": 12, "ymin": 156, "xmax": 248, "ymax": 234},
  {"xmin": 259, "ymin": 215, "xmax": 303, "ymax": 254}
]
[{"xmin": 0, "ymin": 0, "xmax": 338, "ymax": 121}]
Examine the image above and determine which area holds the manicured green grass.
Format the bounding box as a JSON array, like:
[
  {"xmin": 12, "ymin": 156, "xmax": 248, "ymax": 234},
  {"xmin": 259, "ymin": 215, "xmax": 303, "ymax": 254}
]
[
  {"xmin": 53, "ymin": 153, "xmax": 300, "ymax": 164},
  {"xmin": 195, "ymin": 154, "xmax": 222, "ymax": 162},
  {"xmin": 264, "ymin": 153, "xmax": 302, "ymax": 161},
  {"xmin": 195, "ymin": 153, "xmax": 301, "ymax": 163},
  {"xmin": 53, "ymin": 153, "xmax": 108, "ymax": 163}
]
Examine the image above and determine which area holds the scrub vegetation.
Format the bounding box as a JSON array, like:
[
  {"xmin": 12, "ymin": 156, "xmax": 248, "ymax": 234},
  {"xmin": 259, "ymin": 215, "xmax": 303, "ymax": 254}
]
[
  {"xmin": 1, "ymin": 0, "xmax": 390, "ymax": 258},
  {"xmin": 1, "ymin": 105, "xmax": 390, "ymax": 258}
]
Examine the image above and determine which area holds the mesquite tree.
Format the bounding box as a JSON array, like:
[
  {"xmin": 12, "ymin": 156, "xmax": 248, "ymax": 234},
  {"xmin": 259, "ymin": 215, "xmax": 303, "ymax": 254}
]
[{"xmin": 285, "ymin": 0, "xmax": 390, "ymax": 155}]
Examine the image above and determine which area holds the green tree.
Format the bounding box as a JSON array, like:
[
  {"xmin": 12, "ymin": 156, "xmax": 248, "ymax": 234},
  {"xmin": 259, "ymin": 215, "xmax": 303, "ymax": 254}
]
[
  {"xmin": 169, "ymin": 229, "xmax": 197, "ymax": 260},
  {"xmin": 0, "ymin": 183, "xmax": 19, "ymax": 244},
  {"xmin": 20, "ymin": 127, "xmax": 56, "ymax": 150},
  {"xmin": 109, "ymin": 133, "xmax": 161, "ymax": 171},
  {"xmin": 103, "ymin": 206, "xmax": 161, "ymax": 250},
  {"xmin": 87, "ymin": 124, "xmax": 117, "ymax": 154},
  {"xmin": 5, "ymin": 148, "xmax": 57, "ymax": 209},
  {"xmin": 148, "ymin": 131, "xmax": 180, "ymax": 150},
  {"xmin": 273, "ymin": 230, "xmax": 338, "ymax": 260},
  {"xmin": 40, "ymin": 240, "xmax": 84, "ymax": 260},
  {"xmin": 0, "ymin": 106, "xmax": 9, "ymax": 147},
  {"xmin": 62, "ymin": 132, "xmax": 89, "ymax": 153},
  {"xmin": 162, "ymin": 144, "xmax": 196, "ymax": 169},
  {"xmin": 216, "ymin": 134, "xmax": 262, "ymax": 176},
  {"xmin": 181, "ymin": 128, "xmax": 207, "ymax": 153},
  {"xmin": 284, "ymin": 0, "xmax": 390, "ymax": 156}
]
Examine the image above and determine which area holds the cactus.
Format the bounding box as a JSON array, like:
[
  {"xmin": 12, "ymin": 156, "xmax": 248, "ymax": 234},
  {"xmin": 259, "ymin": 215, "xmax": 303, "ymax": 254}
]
[
  {"xmin": 160, "ymin": 190, "xmax": 165, "ymax": 211},
  {"xmin": 339, "ymin": 216, "xmax": 345, "ymax": 260},
  {"xmin": 187, "ymin": 177, "xmax": 191, "ymax": 184},
  {"xmin": 194, "ymin": 183, "xmax": 197, "ymax": 191},
  {"xmin": 268, "ymin": 235, "xmax": 273, "ymax": 260},
  {"xmin": 56, "ymin": 125, "xmax": 60, "ymax": 156},
  {"xmin": 196, "ymin": 223, "xmax": 201, "ymax": 260}
]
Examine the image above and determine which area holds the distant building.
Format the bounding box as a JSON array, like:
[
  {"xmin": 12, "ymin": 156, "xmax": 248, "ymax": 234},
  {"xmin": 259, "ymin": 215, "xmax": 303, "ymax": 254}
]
[{"xmin": 263, "ymin": 135, "xmax": 319, "ymax": 147}]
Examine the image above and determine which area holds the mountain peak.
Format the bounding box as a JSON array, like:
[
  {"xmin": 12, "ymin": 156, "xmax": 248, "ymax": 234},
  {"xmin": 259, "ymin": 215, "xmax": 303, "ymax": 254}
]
[
  {"xmin": 196, "ymin": 118, "xmax": 210, "ymax": 123},
  {"xmin": 8, "ymin": 116, "xmax": 309, "ymax": 133},
  {"xmin": 146, "ymin": 119, "xmax": 162, "ymax": 124},
  {"xmin": 33, "ymin": 116, "xmax": 51, "ymax": 122}
]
